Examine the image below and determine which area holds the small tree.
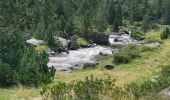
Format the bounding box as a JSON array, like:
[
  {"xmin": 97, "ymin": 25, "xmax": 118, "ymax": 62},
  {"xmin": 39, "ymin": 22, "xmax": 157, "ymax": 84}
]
[{"xmin": 18, "ymin": 48, "xmax": 56, "ymax": 86}]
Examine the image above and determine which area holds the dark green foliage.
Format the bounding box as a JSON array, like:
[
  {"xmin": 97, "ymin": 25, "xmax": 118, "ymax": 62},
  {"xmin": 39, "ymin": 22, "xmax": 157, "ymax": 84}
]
[
  {"xmin": 0, "ymin": 61, "xmax": 15, "ymax": 87},
  {"xmin": 131, "ymin": 30, "xmax": 145, "ymax": 40},
  {"xmin": 0, "ymin": 30, "xmax": 55, "ymax": 86},
  {"xmin": 65, "ymin": 19, "xmax": 75, "ymax": 36},
  {"xmin": 142, "ymin": 13, "xmax": 150, "ymax": 32},
  {"xmin": 160, "ymin": 27, "xmax": 170, "ymax": 39},
  {"xmin": 18, "ymin": 48, "xmax": 56, "ymax": 86}
]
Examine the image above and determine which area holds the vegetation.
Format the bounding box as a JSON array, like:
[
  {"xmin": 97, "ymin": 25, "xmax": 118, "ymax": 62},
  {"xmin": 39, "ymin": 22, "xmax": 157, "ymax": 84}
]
[
  {"xmin": 41, "ymin": 65, "xmax": 170, "ymax": 100},
  {"xmin": 113, "ymin": 45, "xmax": 142, "ymax": 64},
  {"xmin": 1, "ymin": 0, "xmax": 170, "ymax": 99},
  {"xmin": 160, "ymin": 27, "xmax": 170, "ymax": 39}
]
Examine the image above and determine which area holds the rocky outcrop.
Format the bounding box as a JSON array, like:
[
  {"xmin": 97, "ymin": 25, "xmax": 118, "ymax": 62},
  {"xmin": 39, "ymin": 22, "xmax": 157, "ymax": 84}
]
[
  {"xmin": 92, "ymin": 32, "xmax": 110, "ymax": 45},
  {"xmin": 26, "ymin": 39, "xmax": 44, "ymax": 46},
  {"xmin": 68, "ymin": 35, "xmax": 79, "ymax": 50},
  {"xmin": 58, "ymin": 37, "xmax": 69, "ymax": 47}
]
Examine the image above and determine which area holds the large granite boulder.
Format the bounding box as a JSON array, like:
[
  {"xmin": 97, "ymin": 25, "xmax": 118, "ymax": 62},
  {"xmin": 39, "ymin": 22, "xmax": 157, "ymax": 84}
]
[
  {"xmin": 68, "ymin": 35, "xmax": 79, "ymax": 50},
  {"xmin": 58, "ymin": 37, "xmax": 69, "ymax": 47},
  {"xmin": 92, "ymin": 32, "xmax": 110, "ymax": 45},
  {"xmin": 26, "ymin": 39, "xmax": 44, "ymax": 46}
]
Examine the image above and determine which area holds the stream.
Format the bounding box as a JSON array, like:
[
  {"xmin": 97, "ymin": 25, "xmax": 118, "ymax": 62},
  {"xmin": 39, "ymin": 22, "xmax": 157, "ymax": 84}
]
[{"xmin": 47, "ymin": 34, "xmax": 145, "ymax": 72}]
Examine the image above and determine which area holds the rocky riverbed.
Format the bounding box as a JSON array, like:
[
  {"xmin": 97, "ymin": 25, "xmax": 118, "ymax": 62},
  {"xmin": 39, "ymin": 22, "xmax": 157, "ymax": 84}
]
[{"xmin": 47, "ymin": 46, "xmax": 112, "ymax": 72}]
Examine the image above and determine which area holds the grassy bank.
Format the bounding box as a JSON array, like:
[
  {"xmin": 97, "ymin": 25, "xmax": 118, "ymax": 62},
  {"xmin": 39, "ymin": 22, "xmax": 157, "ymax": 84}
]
[{"xmin": 1, "ymin": 30, "xmax": 170, "ymax": 100}]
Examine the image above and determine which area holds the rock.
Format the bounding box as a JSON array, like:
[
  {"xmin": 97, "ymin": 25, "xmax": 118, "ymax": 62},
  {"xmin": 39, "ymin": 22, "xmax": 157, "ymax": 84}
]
[
  {"xmin": 104, "ymin": 64, "xmax": 114, "ymax": 70},
  {"xmin": 26, "ymin": 39, "xmax": 44, "ymax": 46},
  {"xmin": 58, "ymin": 37, "xmax": 68, "ymax": 47},
  {"xmin": 99, "ymin": 49, "xmax": 113, "ymax": 56},
  {"xmin": 145, "ymin": 42, "xmax": 160, "ymax": 48},
  {"xmin": 68, "ymin": 35, "xmax": 79, "ymax": 50},
  {"xmin": 58, "ymin": 48, "xmax": 69, "ymax": 54},
  {"xmin": 92, "ymin": 32, "xmax": 110, "ymax": 45}
]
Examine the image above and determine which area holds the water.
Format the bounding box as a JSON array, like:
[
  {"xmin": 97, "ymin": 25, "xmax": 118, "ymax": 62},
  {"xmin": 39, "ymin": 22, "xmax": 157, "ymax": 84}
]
[
  {"xmin": 48, "ymin": 46, "xmax": 106, "ymax": 72},
  {"xmin": 48, "ymin": 34, "xmax": 145, "ymax": 72}
]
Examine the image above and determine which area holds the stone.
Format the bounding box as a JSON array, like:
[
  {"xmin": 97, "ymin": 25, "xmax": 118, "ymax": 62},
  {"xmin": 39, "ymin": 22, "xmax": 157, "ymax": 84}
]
[
  {"xmin": 68, "ymin": 35, "xmax": 79, "ymax": 50},
  {"xmin": 104, "ymin": 64, "xmax": 114, "ymax": 70},
  {"xmin": 58, "ymin": 37, "xmax": 68, "ymax": 47},
  {"xmin": 26, "ymin": 39, "xmax": 44, "ymax": 46},
  {"xmin": 99, "ymin": 49, "xmax": 113, "ymax": 56}
]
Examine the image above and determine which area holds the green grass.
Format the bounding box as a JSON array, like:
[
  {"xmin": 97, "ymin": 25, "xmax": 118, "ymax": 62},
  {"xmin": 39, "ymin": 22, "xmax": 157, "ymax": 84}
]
[
  {"xmin": 0, "ymin": 87, "xmax": 41, "ymax": 100},
  {"xmin": 1, "ymin": 29, "xmax": 170, "ymax": 100}
]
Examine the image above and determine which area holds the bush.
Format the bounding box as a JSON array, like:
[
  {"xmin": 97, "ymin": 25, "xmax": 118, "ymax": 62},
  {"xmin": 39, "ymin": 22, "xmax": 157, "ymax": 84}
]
[
  {"xmin": 17, "ymin": 48, "xmax": 56, "ymax": 86},
  {"xmin": 160, "ymin": 27, "xmax": 170, "ymax": 40},
  {"xmin": 113, "ymin": 45, "xmax": 140, "ymax": 64},
  {"xmin": 41, "ymin": 75, "xmax": 120, "ymax": 100},
  {"xmin": 131, "ymin": 30, "xmax": 145, "ymax": 40},
  {"xmin": 113, "ymin": 53, "xmax": 131, "ymax": 64}
]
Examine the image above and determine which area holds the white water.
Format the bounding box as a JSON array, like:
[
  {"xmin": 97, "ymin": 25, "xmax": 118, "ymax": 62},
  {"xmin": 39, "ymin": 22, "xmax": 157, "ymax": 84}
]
[{"xmin": 48, "ymin": 46, "xmax": 106, "ymax": 72}]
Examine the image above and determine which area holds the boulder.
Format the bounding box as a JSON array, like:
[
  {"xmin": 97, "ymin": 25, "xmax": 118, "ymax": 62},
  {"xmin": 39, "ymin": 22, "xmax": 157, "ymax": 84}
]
[
  {"xmin": 104, "ymin": 64, "xmax": 114, "ymax": 70},
  {"xmin": 58, "ymin": 37, "xmax": 68, "ymax": 47},
  {"xmin": 92, "ymin": 32, "xmax": 110, "ymax": 45},
  {"xmin": 26, "ymin": 39, "xmax": 44, "ymax": 46},
  {"xmin": 68, "ymin": 35, "xmax": 79, "ymax": 50},
  {"xmin": 99, "ymin": 49, "xmax": 113, "ymax": 56}
]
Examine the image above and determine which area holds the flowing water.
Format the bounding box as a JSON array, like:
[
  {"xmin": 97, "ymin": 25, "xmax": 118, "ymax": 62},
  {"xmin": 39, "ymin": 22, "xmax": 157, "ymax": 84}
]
[
  {"xmin": 48, "ymin": 34, "xmax": 144, "ymax": 72},
  {"xmin": 47, "ymin": 46, "xmax": 106, "ymax": 72}
]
